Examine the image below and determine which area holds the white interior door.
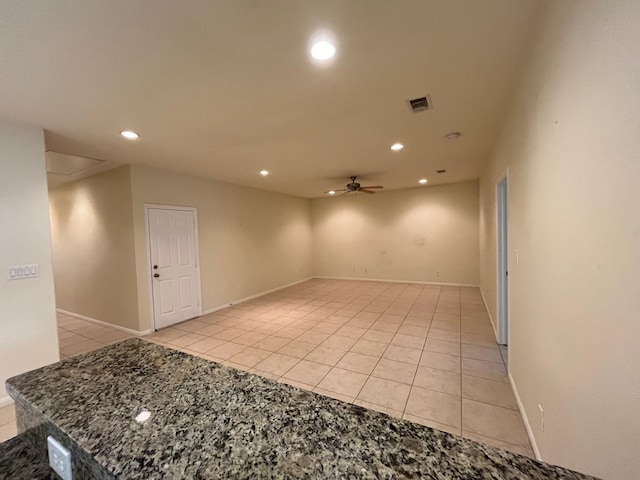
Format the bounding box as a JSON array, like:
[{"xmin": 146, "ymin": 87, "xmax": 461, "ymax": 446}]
[
  {"xmin": 497, "ymin": 176, "xmax": 509, "ymax": 345},
  {"xmin": 148, "ymin": 207, "xmax": 201, "ymax": 329}
]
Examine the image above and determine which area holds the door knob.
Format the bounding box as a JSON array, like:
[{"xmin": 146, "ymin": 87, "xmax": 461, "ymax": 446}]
[
  {"xmin": 153, "ymin": 265, "xmax": 158, "ymax": 269},
  {"xmin": 153, "ymin": 273, "xmax": 160, "ymax": 278}
]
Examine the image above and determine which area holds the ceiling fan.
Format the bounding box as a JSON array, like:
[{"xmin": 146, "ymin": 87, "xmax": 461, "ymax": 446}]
[{"xmin": 325, "ymin": 176, "xmax": 384, "ymax": 196}]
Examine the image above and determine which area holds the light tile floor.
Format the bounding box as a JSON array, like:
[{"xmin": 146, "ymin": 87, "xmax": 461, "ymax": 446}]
[
  {"xmin": 0, "ymin": 279, "xmax": 533, "ymax": 458},
  {"xmin": 0, "ymin": 315, "xmax": 134, "ymax": 443},
  {"xmin": 0, "ymin": 402, "xmax": 16, "ymax": 443}
]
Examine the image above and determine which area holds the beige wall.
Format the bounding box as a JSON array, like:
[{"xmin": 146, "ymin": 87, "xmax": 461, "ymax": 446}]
[
  {"xmin": 130, "ymin": 165, "xmax": 313, "ymax": 331},
  {"xmin": 478, "ymin": 1, "xmax": 640, "ymax": 478},
  {"xmin": 312, "ymin": 181, "xmax": 479, "ymax": 285},
  {"xmin": 49, "ymin": 166, "xmax": 139, "ymax": 330},
  {"xmin": 0, "ymin": 120, "xmax": 59, "ymax": 402}
]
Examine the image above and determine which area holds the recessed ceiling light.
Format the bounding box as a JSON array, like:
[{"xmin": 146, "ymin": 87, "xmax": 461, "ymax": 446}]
[
  {"xmin": 259, "ymin": 170, "xmax": 269, "ymax": 176},
  {"xmin": 310, "ymin": 40, "xmax": 336, "ymax": 61},
  {"xmin": 120, "ymin": 130, "xmax": 140, "ymax": 140},
  {"xmin": 328, "ymin": 190, "xmax": 336, "ymax": 195},
  {"xmin": 445, "ymin": 132, "xmax": 461, "ymax": 140},
  {"xmin": 390, "ymin": 143, "xmax": 404, "ymax": 151},
  {"xmin": 419, "ymin": 178, "xmax": 428, "ymax": 184}
]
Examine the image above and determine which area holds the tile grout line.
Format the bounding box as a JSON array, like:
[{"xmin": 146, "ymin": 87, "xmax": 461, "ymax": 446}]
[
  {"xmin": 353, "ymin": 283, "xmax": 424, "ymax": 411},
  {"xmin": 311, "ymin": 284, "xmax": 408, "ymax": 402},
  {"xmin": 403, "ymin": 285, "xmax": 430, "ymax": 395},
  {"xmin": 249, "ymin": 284, "xmax": 389, "ymax": 391},
  {"xmin": 281, "ymin": 303, "xmax": 371, "ymax": 389},
  {"xmin": 459, "ymin": 289, "xmax": 464, "ymax": 437},
  {"xmin": 305, "ymin": 282, "xmax": 416, "ymax": 404},
  {"xmin": 401, "ymin": 284, "xmax": 440, "ymax": 418}
]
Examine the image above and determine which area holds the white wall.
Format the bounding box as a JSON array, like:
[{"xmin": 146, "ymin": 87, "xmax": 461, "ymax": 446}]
[
  {"xmin": 130, "ymin": 165, "xmax": 313, "ymax": 331},
  {"xmin": 478, "ymin": 1, "xmax": 640, "ymax": 478},
  {"xmin": 0, "ymin": 120, "xmax": 59, "ymax": 403},
  {"xmin": 49, "ymin": 166, "xmax": 139, "ymax": 330},
  {"xmin": 312, "ymin": 181, "xmax": 479, "ymax": 285}
]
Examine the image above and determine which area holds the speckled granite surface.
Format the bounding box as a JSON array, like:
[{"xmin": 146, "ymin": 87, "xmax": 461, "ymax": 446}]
[
  {"xmin": 0, "ymin": 432, "xmax": 56, "ymax": 479},
  {"xmin": 6, "ymin": 338, "xmax": 596, "ymax": 479}
]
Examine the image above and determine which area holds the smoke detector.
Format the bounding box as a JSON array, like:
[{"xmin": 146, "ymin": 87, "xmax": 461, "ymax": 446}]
[
  {"xmin": 445, "ymin": 132, "xmax": 461, "ymax": 140},
  {"xmin": 407, "ymin": 95, "xmax": 432, "ymax": 113}
]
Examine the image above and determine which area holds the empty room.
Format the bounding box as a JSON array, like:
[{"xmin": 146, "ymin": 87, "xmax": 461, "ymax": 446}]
[{"xmin": 0, "ymin": 1, "xmax": 638, "ymax": 479}]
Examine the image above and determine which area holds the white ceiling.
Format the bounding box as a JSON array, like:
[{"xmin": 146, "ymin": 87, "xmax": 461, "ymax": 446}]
[{"xmin": 0, "ymin": 1, "xmax": 542, "ymax": 197}]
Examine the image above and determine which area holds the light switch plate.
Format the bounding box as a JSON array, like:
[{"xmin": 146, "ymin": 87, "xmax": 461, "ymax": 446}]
[
  {"xmin": 47, "ymin": 435, "xmax": 73, "ymax": 480},
  {"xmin": 6, "ymin": 264, "xmax": 39, "ymax": 280}
]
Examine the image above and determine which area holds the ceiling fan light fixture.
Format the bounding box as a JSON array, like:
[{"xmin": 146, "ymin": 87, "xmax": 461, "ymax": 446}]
[{"xmin": 328, "ymin": 190, "xmax": 336, "ymax": 195}]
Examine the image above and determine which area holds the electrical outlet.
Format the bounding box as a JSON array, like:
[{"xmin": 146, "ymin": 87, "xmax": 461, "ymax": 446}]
[
  {"xmin": 436, "ymin": 270, "xmax": 441, "ymax": 277},
  {"xmin": 47, "ymin": 436, "xmax": 73, "ymax": 480},
  {"xmin": 538, "ymin": 404, "xmax": 544, "ymax": 432}
]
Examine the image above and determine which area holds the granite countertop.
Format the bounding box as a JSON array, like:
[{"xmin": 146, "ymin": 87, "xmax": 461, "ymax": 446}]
[
  {"xmin": 6, "ymin": 338, "xmax": 595, "ymax": 479},
  {"xmin": 0, "ymin": 433, "xmax": 55, "ymax": 479}
]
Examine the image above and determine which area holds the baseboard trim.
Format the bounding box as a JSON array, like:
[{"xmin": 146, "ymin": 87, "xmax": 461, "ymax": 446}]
[
  {"xmin": 508, "ymin": 372, "xmax": 541, "ymax": 460},
  {"xmin": 312, "ymin": 275, "xmax": 479, "ymax": 288},
  {"xmin": 201, "ymin": 277, "xmax": 314, "ymax": 316},
  {"xmin": 0, "ymin": 396, "xmax": 14, "ymax": 408},
  {"xmin": 482, "ymin": 290, "xmax": 538, "ymax": 459},
  {"xmin": 479, "ymin": 287, "xmax": 498, "ymax": 340},
  {"xmin": 56, "ymin": 309, "xmax": 151, "ymax": 336}
]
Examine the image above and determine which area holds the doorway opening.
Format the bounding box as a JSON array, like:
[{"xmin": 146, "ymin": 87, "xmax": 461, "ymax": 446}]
[
  {"xmin": 145, "ymin": 205, "xmax": 202, "ymax": 330},
  {"xmin": 496, "ymin": 173, "xmax": 509, "ymax": 346}
]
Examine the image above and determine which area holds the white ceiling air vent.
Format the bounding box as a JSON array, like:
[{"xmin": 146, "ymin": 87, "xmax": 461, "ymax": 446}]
[{"xmin": 408, "ymin": 95, "xmax": 432, "ymax": 113}]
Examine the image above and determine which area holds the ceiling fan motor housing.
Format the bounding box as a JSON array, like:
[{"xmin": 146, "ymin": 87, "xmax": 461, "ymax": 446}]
[{"xmin": 324, "ymin": 176, "xmax": 382, "ymax": 195}]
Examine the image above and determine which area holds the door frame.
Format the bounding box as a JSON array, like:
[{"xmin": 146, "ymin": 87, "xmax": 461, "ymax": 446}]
[
  {"xmin": 495, "ymin": 170, "xmax": 510, "ymax": 346},
  {"xmin": 144, "ymin": 204, "xmax": 203, "ymax": 331}
]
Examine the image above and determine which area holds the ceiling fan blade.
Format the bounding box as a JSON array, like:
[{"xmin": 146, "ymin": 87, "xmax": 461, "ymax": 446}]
[
  {"xmin": 359, "ymin": 185, "xmax": 383, "ymax": 189},
  {"xmin": 324, "ymin": 188, "xmax": 348, "ymax": 193},
  {"xmin": 339, "ymin": 190, "xmax": 352, "ymax": 197},
  {"xmin": 359, "ymin": 189, "xmax": 376, "ymax": 194}
]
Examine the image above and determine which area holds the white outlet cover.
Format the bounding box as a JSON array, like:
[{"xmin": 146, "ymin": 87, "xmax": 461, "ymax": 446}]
[{"xmin": 47, "ymin": 435, "xmax": 73, "ymax": 480}]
